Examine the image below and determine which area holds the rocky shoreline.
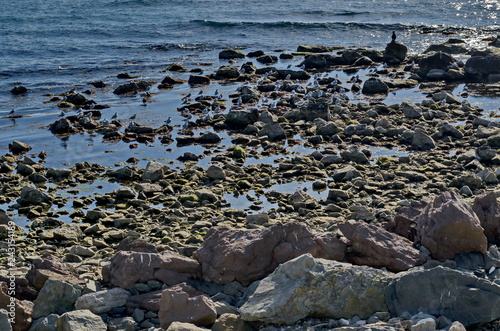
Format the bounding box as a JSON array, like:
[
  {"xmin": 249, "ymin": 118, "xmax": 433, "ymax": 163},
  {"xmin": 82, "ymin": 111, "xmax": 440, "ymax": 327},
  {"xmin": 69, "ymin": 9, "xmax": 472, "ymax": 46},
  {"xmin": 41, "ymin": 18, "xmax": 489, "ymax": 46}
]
[{"xmin": 2, "ymin": 35, "xmax": 500, "ymax": 331}]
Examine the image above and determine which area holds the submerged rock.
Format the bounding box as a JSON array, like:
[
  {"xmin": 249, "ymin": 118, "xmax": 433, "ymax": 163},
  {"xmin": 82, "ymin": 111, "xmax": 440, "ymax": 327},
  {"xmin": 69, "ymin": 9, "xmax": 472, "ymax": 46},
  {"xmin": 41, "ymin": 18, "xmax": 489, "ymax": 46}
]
[{"xmin": 240, "ymin": 254, "xmax": 394, "ymax": 324}]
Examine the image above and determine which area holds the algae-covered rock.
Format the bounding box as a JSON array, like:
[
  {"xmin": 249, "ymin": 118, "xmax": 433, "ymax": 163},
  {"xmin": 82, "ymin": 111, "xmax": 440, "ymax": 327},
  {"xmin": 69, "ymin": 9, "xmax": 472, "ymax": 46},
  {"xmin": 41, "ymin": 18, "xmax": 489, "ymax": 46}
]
[{"xmin": 240, "ymin": 254, "xmax": 393, "ymax": 324}]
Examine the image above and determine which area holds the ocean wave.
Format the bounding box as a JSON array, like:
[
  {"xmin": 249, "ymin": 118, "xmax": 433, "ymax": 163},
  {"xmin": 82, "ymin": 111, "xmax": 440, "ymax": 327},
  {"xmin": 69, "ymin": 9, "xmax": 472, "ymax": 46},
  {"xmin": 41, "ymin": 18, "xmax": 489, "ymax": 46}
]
[
  {"xmin": 191, "ymin": 19, "xmax": 500, "ymax": 34},
  {"xmin": 148, "ymin": 43, "xmax": 213, "ymax": 51}
]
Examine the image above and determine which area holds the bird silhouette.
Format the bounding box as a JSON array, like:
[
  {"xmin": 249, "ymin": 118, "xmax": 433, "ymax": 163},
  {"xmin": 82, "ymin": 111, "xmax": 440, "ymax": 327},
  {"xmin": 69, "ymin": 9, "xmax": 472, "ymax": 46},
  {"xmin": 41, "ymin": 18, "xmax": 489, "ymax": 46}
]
[{"xmin": 392, "ymin": 31, "xmax": 397, "ymax": 42}]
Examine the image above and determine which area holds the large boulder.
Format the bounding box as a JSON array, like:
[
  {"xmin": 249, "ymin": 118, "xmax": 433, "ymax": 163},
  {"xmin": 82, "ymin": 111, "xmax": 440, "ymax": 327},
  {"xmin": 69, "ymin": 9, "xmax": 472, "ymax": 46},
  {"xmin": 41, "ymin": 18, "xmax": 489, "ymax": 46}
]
[
  {"xmin": 225, "ymin": 108, "xmax": 259, "ymax": 127},
  {"xmin": 75, "ymin": 288, "xmax": 130, "ymax": 314},
  {"xmin": 102, "ymin": 250, "xmax": 200, "ymax": 290},
  {"xmin": 192, "ymin": 222, "xmax": 317, "ymax": 286},
  {"xmin": 26, "ymin": 254, "xmax": 82, "ymax": 290},
  {"xmin": 57, "ymin": 310, "xmax": 107, "ymax": 331},
  {"xmin": 361, "ymin": 78, "xmax": 389, "ymax": 94},
  {"xmin": 300, "ymin": 54, "xmax": 341, "ymax": 69},
  {"xmin": 240, "ymin": 254, "xmax": 394, "ymax": 325},
  {"xmin": 472, "ymin": 191, "xmax": 500, "ymax": 245},
  {"xmin": 158, "ymin": 284, "xmax": 217, "ymax": 329},
  {"xmin": 339, "ymin": 221, "xmax": 426, "ymax": 272},
  {"xmin": 385, "ymin": 266, "xmax": 500, "ymax": 326},
  {"xmin": 142, "ymin": 161, "xmax": 166, "ymax": 182},
  {"xmin": 258, "ymin": 122, "xmax": 286, "ymax": 141},
  {"xmin": 32, "ymin": 279, "xmax": 82, "ymax": 319},
  {"xmin": 113, "ymin": 81, "xmax": 152, "ymax": 95},
  {"xmin": 418, "ymin": 52, "xmax": 457, "ymax": 77},
  {"xmin": 465, "ymin": 54, "xmax": 500, "ymax": 82},
  {"xmin": 214, "ymin": 66, "xmax": 241, "ymax": 80},
  {"xmin": 416, "ymin": 191, "xmax": 488, "ymax": 261},
  {"xmin": 17, "ymin": 186, "xmax": 51, "ymax": 206},
  {"xmin": 383, "ymin": 41, "xmax": 408, "ymax": 64}
]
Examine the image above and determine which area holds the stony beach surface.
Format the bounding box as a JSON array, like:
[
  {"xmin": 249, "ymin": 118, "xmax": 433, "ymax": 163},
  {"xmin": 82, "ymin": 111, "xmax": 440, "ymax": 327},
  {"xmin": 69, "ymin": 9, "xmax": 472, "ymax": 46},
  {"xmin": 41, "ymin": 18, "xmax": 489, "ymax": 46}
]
[{"xmin": 1, "ymin": 35, "xmax": 500, "ymax": 331}]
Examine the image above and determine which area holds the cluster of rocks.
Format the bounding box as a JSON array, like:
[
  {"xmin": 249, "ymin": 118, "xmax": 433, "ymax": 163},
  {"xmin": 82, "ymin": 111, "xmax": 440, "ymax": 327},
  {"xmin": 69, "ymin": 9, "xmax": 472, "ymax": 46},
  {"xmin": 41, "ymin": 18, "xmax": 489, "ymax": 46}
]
[{"xmin": 2, "ymin": 37, "xmax": 500, "ymax": 330}]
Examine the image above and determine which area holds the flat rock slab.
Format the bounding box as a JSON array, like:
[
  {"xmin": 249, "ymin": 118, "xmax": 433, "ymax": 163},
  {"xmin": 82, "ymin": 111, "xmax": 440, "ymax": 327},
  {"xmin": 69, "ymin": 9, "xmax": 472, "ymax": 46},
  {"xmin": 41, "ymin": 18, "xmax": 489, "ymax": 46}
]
[
  {"xmin": 385, "ymin": 266, "xmax": 500, "ymax": 326},
  {"xmin": 240, "ymin": 254, "xmax": 394, "ymax": 325}
]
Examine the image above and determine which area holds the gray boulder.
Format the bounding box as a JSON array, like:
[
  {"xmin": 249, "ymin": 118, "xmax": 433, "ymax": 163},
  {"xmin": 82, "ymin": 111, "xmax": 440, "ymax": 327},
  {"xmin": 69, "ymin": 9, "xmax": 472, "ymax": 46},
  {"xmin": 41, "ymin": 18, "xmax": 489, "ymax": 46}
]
[
  {"xmin": 32, "ymin": 279, "xmax": 82, "ymax": 319},
  {"xmin": 225, "ymin": 109, "xmax": 259, "ymax": 127},
  {"xmin": 240, "ymin": 254, "xmax": 394, "ymax": 325},
  {"xmin": 340, "ymin": 147, "xmax": 369, "ymax": 163},
  {"xmin": 465, "ymin": 54, "xmax": 500, "ymax": 82},
  {"xmin": 258, "ymin": 122, "xmax": 286, "ymax": 141},
  {"xmin": 383, "ymin": 41, "xmax": 408, "ymax": 64},
  {"xmin": 29, "ymin": 314, "xmax": 59, "ymax": 331},
  {"xmin": 108, "ymin": 317, "xmax": 137, "ymax": 331},
  {"xmin": 142, "ymin": 161, "xmax": 165, "ymax": 182},
  {"xmin": 362, "ymin": 78, "xmax": 389, "ymax": 94},
  {"xmin": 411, "ymin": 131, "xmax": 435, "ymax": 150},
  {"xmin": 75, "ymin": 288, "xmax": 130, "ymax": 314},
  {"xmin": 17, "ymin": 186, "xmax": 52, "ymax": 206},
  {"xmin": 400, "ymin": 102, "xmax": 422, "ymax": 119},
  {"xmin": 57, "ymin": 310, "xmax": 106, "ymax": 331},
  {"xmin": 418, "ymin": 52, "xmax": 457, "ymax": 77},
  {"xmin": 206, "ymin": 165, "xmax": 226, "ymax": 181},
  {"xmin": 385, "ymin": 266, "xmax": 500, "ymax": 326}
]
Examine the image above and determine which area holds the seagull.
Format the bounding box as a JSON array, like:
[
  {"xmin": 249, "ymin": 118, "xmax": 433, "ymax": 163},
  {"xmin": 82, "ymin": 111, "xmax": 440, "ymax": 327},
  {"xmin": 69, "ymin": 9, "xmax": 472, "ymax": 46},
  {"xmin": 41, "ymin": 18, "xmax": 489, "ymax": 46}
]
[
  {"xmin": 182, "ymin": 93, "xmax": 191, "ymax": 100},
  {"xmin": 440, "ymin": 99, "xmax": 446, "ymax": 105},
  {"xmin": 111, "ymin": 112, "xmax": 118, "ymax": 119},
  {"xmin": 237, "ymin": 97, "xmax": 242, "ymax": 105},
  {"xmin": 239, "ymin": 68, "xmax": 246, "ymax": 74},
  {"xmin": 59, "ymin": 111, "xmax": 65, "ymax": 117},
  {"xmin": 184, "ymin": 114, "xmax": 193, "ymax": 121},
  {"xmin": 198, "ymin": 89, "xmax": 203, "ymax": 95},
  {"xmin": 214, "ymin": 89, "xmax": 219, "ymax": 96},
  {"xmin": 9, "ymin": 109, "xmax": 15, "ymax": 115},
  {"xmin": 298, "ymin": 64, "xmax": 305, "ymax": 70},
  {"xmin": 101, "ymin": 118, "xmax": 110, "ymax": 126},
  {"xmin": 129, "ymin": 114, "xmax": 137, "ymax": 120},
  {"xmin": 392, "ymin": 31, "xmax": 397, "ymax": 42},
  {"xmin": 287, "ymin": 64, "xmax": 292, "ymax": 69},
  {"xmin": 165, "ymin": 116, "xmax": 172, "ymax": 125}
]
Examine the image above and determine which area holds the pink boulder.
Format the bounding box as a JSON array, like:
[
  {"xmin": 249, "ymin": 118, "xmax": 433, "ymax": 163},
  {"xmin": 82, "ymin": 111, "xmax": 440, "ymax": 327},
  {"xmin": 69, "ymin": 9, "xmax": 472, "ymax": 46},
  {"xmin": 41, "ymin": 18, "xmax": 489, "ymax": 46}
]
[
  {"xmin": 339, "ymin": 220, "xmax": 426, "ymax": 272},
  {"xmin": 26, "ymin": 254, "xmax": 83, "ymax": 290},
  {"xmin": 472, "ymin": 191, "xmax": 500, "ymax": 245},
  {"xmin": 103, "ymin": 250, "xmax": 201, "ymax": 290},
  {"xmin": 416, "ymin": 191, "xmax": 487, "ymax": 261},
  {"xmin": 192, "ymin": 222, "xmax": 317, "ymax": 286}
]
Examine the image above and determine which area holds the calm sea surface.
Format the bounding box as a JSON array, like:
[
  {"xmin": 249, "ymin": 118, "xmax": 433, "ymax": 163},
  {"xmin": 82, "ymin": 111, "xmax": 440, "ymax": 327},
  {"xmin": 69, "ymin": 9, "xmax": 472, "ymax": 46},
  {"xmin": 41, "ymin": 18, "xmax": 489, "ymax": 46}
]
[{"xmin": 0, "ymin": 0, "xmax": 499, "ymax": 167}]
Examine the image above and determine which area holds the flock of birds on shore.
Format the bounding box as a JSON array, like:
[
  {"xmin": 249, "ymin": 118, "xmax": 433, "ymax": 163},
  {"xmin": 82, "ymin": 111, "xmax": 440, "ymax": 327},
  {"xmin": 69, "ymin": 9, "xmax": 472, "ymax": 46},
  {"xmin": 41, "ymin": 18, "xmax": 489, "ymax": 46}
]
[{"xmin": 5, "ymin": 60, "xmax": 424, "ymax": 138}]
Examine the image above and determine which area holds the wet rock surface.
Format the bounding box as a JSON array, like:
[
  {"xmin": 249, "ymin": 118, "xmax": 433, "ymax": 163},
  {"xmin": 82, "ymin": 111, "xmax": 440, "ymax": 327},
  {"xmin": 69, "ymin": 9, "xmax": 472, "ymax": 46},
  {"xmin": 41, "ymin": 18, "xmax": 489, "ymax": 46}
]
[{"xmin": 2, "ymin": 37, "xmax": 500, "ymax": 331}]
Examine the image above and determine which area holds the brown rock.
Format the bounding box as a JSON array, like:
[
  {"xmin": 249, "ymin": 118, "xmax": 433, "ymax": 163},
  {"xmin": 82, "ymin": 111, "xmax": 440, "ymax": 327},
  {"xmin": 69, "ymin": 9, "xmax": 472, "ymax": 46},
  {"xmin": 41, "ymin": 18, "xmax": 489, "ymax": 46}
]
[
  {"xmin": 386, "ymin": 199, "xmax": 430, "ymax": 241},
  {"xmin": 126, "ymin": 289, "xmax": 164, "ymax": 312},
  {"xmin": 0, "ymin": 276, "xmax": 37, "ymax": 301},
  {"xmin": 0, "ymin": 282, "xmax": 32, "ymax": 331},
  {"xmin": 158, "ymin": 285, "xmax": 217, "ymax": 328},
  {"xmin": 117, "ymin": 237, "xmax": 158, "ymax": 253},
  {"xmin": 26, "ymin": 254, "xmax": 82, "ymax": 290},
  {"xmin": 472, "ymin": 191, "xmax": 500, "ymax": 245},
  {"xmin": 212, "ymin": 313, "xmax": 254, "ymax": 331},
  {"xmin": 416, "ymin": 191, "xmax": 488, "ymax": 261},
  {"xmin": 126, "ymin": 283, "xmax": 202, "ymax": 313},
  {"xmin": 103, "ymin": 250, "xmax": 200, "ymax": 290},
  {"xmin": 313, "ymin": 233, "xmax": 347, "ymax": 261},
  {"xmin": 339, "ymin": 221, "xmax": 426, "ymax": 272},
  {"xmin": 193, "ymin": 222, "xmax": 317, "ymax": 286}
]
